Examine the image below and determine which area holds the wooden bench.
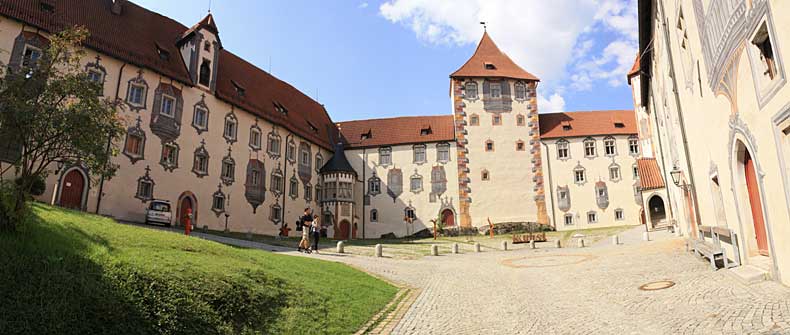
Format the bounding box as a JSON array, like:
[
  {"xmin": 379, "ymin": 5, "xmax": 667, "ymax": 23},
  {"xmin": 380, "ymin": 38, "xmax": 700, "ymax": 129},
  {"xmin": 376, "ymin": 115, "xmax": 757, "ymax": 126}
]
[
  {"xmin": 691, "ymin": 225, "xmax": 740, "ymax": 270},
  {"xmin": 512, "ymin": 232, "xmax": 546, "ymax": 244}
]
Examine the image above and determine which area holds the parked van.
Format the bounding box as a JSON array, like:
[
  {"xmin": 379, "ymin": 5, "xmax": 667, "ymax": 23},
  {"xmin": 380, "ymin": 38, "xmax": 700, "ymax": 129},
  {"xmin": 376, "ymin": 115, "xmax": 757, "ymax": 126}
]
[{"xmin": 144, "ymin": 200, "xmax": 172, "ymax": 227}]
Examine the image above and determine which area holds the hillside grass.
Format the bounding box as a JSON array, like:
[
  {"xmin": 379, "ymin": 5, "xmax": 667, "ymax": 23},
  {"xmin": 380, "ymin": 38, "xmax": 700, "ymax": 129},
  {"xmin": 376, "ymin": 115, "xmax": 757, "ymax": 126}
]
[{"xmin": 0, "ymin": 204, "xmax": 397, "ymax": 335}]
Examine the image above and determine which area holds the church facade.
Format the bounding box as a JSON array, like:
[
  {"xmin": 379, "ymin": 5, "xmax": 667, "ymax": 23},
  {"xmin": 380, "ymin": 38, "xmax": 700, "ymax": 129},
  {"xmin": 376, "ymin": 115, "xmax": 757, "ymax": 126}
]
[{"xmin": 0, "ymin": 0, "xmax": 649, "ymax": 239}]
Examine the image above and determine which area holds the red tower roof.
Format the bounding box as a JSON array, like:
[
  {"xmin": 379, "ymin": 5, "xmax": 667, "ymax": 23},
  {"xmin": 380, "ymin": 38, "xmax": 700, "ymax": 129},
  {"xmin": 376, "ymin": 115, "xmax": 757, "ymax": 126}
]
[{"xmin": 451, "ymin": 32, "xmax": 539, "ymax": 81}]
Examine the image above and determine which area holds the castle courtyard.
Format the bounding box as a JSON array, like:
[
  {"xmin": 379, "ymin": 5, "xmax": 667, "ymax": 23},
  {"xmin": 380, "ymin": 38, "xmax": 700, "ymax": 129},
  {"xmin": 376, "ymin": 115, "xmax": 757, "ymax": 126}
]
[{"xmin": 187, "ymin": 226, "xmax": 790, "ymax": 334}]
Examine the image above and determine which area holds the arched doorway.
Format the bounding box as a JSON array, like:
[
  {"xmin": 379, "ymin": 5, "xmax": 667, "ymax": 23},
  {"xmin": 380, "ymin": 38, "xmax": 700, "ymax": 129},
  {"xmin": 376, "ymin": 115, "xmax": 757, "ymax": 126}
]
[
  {"xmin": 441, "ymin": 209, "xmax": 455, "ymax": 227},
  {"xmin": 58, "ymin": 168, "xmax": 86, "ymax": 210},
  {"xmin": 176, "ymin": 192, "xmax": 197, "ymax": 228},
  {"xmin": 647, "ymin": 195, "xmax": 666, "ymax": 227},
  {"xmin": 743, "ymin": 149, "xmax": 769, "ymax": 256},
  {"xmin": 338, "ymin": 220, "xmax": 351, "ymax": 240}
]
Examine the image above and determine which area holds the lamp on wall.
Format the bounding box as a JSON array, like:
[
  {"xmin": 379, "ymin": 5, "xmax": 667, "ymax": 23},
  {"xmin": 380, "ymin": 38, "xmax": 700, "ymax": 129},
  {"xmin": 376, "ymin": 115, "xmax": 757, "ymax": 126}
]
[{"xmin": 670, "ymin": 165, "xmax": 683, "ymax": 187}]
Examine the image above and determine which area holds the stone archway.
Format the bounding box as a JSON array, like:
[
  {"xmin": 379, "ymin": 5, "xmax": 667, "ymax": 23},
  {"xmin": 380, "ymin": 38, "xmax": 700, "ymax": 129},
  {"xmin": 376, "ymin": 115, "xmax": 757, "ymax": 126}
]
[
  {"xmin": 56, "ymin": 166, "xmax": 88, "ymax": 210},
  {"xmin": 647, "ymin": 195, "xmax": 666, "ymax": 227},
  {"xmin": 176, "ymin": 191, "xmax": 198, "ymax": 228}
]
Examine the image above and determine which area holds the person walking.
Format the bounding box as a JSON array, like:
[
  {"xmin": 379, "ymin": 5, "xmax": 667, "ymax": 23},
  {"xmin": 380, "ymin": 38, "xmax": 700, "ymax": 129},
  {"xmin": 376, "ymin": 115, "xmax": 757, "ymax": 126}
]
[
  {"xmin": 298, "ymin": 208, "xmax": 312, "ymax": 253},
  {"xmin": 311, "ymin": 214, "xmax": 321, "ymax": 254}
]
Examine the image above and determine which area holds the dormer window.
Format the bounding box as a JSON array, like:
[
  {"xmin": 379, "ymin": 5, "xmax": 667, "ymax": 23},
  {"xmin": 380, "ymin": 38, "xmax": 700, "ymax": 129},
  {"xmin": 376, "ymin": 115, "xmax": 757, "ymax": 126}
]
[
  {"xmin": 614, "ymin": 120, "xmax": 625, "ymax": 128},
  {"xmin": 199, "ymin": 59, "xmax": 211, "ymax": 87},
  {"xmin": 274, "ymin": 102, "xmax": 288, "ymax": 116},
  {"xmin": 420, "ymin": 127, "xmax": 432, "ymax": 136},
  {"xmin": 562, "ymin": 121, "xmax": 572, "ymax": 131},
  {"xmin": 484, "ymin": 62, "xmax": 496, "ymax": 70},
  {"xmin": 231, "ymin": 80, "xmax": 245, "ymax": 97},
  {"xmin": 155, "ymin": 44, "xmax": 169, "ymax": 61},
  {"xmin": 361, "ymin": 130, "xmax": 372, "ymax": 140},
  {"xmin": 307, "ymin": 121, "xmax": 318, "ymax": 132}
]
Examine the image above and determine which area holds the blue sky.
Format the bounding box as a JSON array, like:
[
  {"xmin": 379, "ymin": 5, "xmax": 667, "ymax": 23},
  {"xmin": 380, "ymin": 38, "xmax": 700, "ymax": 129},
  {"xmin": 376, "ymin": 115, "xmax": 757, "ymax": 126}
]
[{"xmin": 134, "ymin": 0, "xmax": 637, "ymax": 121}]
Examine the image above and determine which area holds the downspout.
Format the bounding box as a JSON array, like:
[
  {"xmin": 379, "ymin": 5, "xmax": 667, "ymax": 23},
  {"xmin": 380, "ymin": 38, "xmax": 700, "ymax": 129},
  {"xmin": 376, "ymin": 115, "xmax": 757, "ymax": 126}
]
[
  {"xmin": 540, "ymin": 142, "xmax": 556, "ymax": 228},
  {"xmin": 281, "ymin": 132, "xmax": 293, "ymax": 225},
  {"xmin": 648, "ymin": 91, "xmax": 675, "ymax": 220},
  {"xmin": 96, "ymin": 62, "xmax": 127, "ymax": 214},
  {"xmin": 658, "ymin": 1, "xmax": 703, "ymax": 228},
  {"xmin": 361, "ymin": 147, "xmax": 366, "ymax": 239}
]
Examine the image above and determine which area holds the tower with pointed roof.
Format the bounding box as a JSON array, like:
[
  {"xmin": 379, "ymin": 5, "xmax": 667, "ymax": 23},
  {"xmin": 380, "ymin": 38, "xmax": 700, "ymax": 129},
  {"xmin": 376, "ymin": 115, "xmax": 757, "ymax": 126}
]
[
  {"xmin": 319, "ymin": 143, "xmax": 358, "ymax": 239},
  {"xmin": 178, "ymin": 13, "xmax": 222, "ymax": 93},
  {"xmin": 450, "ymin": 32, "xmax": 549, "ymax": 228}
]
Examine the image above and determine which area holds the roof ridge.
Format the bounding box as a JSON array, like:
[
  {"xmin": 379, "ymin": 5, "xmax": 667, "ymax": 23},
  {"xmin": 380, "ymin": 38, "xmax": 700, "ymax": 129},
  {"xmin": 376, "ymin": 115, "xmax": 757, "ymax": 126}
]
[{"xmin": 339, "ymin": 114, "xmax": 452, "ymax": 124}]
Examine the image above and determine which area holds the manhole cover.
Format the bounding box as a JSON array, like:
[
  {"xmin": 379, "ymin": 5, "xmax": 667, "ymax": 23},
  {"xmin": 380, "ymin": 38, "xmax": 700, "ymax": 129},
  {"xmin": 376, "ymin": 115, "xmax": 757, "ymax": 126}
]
[{"xmin": 639, "ymin": 280, "xmax": 675, "ymax": 291}]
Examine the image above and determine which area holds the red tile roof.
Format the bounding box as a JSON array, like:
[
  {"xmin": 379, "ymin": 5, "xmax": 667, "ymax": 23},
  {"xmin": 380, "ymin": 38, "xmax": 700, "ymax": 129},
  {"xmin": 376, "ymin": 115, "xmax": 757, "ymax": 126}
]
[
  {"xmin": 338, "ymin": 115, "xmax": 455, "ymax": 149},
  {"xmin": 539, "ymin": 110, "xmax": 637, "ymax": 139},
  {"xmin": 451, "ymin": 32, "xmax": 539, "ymax": 81},
  {"xmin": 0, "ymin": 0, "xmax": 337, "ymax": 149},
  {"xmin": 627, "ymin": 53, "xmax": 640, "ymax": 85},
  {"xmin": 637, "ymin": 158, "xmax": 665, "ymax": 190}
]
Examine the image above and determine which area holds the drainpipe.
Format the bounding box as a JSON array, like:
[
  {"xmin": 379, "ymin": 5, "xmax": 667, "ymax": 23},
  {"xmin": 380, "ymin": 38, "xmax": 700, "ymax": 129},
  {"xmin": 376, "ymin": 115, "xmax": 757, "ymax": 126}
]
[
  {"xmin": 540, "ymin": 142, "xmax": 557, "ymax": 228},
  {"xmin": 361, "ymin": 147, "xmax": 366, "ymax": 239},
  {"xmin": 657, "ymin": 1, "xmax": 703, "ymax": 228},
  {"xmin": 281, "ymin": 132, "xmax": 293, "ymax": 225},
  {"xmin": 96, "ymin": 62, "xmax": 127, "ymax": 214},
  {"xmin": 648, "ymin": 92, "xmax": 675, "ymax": 222}
]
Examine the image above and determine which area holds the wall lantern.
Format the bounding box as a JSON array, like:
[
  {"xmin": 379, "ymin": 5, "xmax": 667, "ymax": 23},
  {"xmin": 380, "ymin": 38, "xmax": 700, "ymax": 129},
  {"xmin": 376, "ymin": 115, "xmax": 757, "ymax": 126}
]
[{"xmin": 670, "ymin": 166, "xmax": 682, "ymax": 187}]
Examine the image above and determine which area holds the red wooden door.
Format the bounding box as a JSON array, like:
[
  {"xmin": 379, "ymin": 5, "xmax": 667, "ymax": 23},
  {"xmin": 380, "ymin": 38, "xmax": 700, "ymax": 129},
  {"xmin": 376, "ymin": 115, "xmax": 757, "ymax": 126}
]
[
  {"xmin": 744, "ymin": 151, "xmax": 769, "ymax": 256},
  {"xmin": 338, "ymin": 220, "xmax": 350, "ymax": 240},
  {"xmin": 60, "ymin": 170, "xmax": 84, "ymax": 210},
  {"xmin": 180, "ymin": 197, "xmax": 192, "ymax": 225},
  {"xmin": 442, "ymin": 209, "xmax": 455, "ymax": 227}
]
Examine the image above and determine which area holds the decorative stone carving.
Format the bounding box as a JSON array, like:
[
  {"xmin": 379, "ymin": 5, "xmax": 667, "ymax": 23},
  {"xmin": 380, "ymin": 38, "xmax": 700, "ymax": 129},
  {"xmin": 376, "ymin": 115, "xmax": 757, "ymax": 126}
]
[{"xmin": 134, "ymin": 165, "xmax": 154, "ymax": 202}]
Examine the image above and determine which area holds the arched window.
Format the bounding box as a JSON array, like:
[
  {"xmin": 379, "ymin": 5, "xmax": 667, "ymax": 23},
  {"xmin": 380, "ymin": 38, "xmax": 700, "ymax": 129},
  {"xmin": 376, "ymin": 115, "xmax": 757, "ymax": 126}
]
[{"xmin": 199, "ymin": 59, "xmax": 211, "ymax": 87}]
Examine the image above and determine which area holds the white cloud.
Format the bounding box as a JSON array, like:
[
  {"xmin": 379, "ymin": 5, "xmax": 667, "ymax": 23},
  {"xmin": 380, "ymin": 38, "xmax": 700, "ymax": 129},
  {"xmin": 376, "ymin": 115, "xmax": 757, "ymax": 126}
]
[
  {"xmin": 538, "ymin": 92, "xmax": 567, "ymax": 114},
  {"xmin": 379, "ymin": 0, "xmax": 638, "ymax": 108},
  {"xmin": 358, "ymin": 2, "xmax": 369, "ymax": 9}
]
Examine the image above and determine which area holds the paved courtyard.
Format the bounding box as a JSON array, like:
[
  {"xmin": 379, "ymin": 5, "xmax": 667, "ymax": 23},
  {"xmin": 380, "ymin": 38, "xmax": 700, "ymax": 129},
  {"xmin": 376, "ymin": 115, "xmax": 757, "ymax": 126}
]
[{"xmin": 150, "ymin": 224, "xmax": 790, "ymax": 334}]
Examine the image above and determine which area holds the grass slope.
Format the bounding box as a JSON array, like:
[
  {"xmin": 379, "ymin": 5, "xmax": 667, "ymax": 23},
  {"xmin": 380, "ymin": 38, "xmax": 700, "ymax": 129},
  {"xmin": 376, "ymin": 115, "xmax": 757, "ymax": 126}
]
[{"xmin": 0, "ymin": 204, "xmax": 396, "ymax": 335}]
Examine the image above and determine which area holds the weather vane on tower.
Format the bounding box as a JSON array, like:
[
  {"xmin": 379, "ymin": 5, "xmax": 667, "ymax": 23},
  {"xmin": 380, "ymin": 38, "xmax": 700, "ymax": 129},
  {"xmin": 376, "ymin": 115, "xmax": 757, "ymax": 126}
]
[{"xmin": 480, "ymin": 21, "xmax": 487, "ymax": 31}]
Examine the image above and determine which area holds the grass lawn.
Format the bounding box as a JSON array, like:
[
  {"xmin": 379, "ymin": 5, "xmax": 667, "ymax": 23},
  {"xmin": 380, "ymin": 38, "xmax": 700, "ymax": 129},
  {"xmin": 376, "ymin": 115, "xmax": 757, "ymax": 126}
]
[
  {"xmin": 206, "ymin": 224, "xmax": 639, "ymax": 259},
  {"xmin": 0, "ymin": 204, "xmax": 397, "ymax": 335}
]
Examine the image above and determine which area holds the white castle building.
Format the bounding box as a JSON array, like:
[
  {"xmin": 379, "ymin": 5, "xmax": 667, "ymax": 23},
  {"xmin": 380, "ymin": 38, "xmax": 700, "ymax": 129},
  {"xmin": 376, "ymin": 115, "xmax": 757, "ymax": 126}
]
[{"xmin": 0, "ymin": 0, "xmax": 656, "ymax": 238}]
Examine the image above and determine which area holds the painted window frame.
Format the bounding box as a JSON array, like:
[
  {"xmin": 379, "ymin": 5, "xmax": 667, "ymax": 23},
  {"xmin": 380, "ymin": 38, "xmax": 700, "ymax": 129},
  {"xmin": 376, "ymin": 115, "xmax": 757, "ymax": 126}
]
[
  {"xmin": 628, "ymin": 135, "xmax": 640, "ymax": 156},
  {"xmin": 436, "ymin": 142, "xmax": 451, "ymax": 163},
  {"xmin": 413, "ymin": 144, "xmax": 427, "ymax": 164},
  {"xmin": 464, "ymin": 81, "xmax": 478, "ymax": 100},
  {"xmin": 556, "ymin": 139, "xmax": 570, "ymax": 160},
  {"xmin": 583, "ymin": 137, "xmax": 597, "ymax": 158},
  {"xmin": 379, "ymin": 147, "xmax": 392, "ymax": 166},
  {"xmin": 603, "ymin": 136, "xmax": 617, "ymax": 156},
  {"xmin": 223, "ymin": 113, "xmax": 238, "ymax": 144}
]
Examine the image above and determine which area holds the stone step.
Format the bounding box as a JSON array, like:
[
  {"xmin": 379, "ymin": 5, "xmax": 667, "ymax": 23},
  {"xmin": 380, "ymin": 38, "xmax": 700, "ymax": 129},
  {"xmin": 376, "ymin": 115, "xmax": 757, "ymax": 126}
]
[{"xmin": 730, "ymin": 265, "xmax": 770, "ymax": 285}]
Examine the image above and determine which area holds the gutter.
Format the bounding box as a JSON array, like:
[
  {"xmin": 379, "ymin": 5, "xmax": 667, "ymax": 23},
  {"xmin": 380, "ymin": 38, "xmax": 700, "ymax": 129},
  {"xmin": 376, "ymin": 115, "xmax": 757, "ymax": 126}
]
[
  {"xmin": 281, "ymin": 132, "xmax": 293, "ymax": 225},
  {"xmin": 540, "ymin": 142, "xmax": 557, "ymax": 228},
  {"xmin": 95, "ymin": 62, "xmax": 127, "ymax": 214}
]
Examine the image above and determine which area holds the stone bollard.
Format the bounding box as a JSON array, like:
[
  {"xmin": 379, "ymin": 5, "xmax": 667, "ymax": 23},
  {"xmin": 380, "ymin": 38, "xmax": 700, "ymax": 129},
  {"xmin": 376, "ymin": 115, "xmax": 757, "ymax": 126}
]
[
  {"xmin": 555, "ymin": 240, "xmax": 562, "ymax": 248},
  {"xmin": 643, "ymin": 231, "xmax": 651, "ymax": 241},
  {"xmin": 474, "ymin": 242, "xmax": 481, "ymax": 253},
  {"xmin": 452, "ymin": 243, "xmax": 460, "ymax": 254},
  {"xmin": 336, "ymin": 241, "xmax": 345, "ymax": 254},
  {"xmin": 577, "ymin": 238, "xmax": 585, "ymax": 248},
  {"xmin": 612, "ymin": 235, "xmax": 620, "ymax": 245},
  {"xmin": 501, "ymin": 241, "xmax": 508, "ymax": 251},
  {"xmin": 431, "ymin": 244, "xmax": 439, "ymax": 256},
  {"xmin": 530, "ymin": 240, "xmax": 536, "ymax": 249},
  {"xmin": 375, "ymin": 244, "xmax": 383, "ymax": 257}
]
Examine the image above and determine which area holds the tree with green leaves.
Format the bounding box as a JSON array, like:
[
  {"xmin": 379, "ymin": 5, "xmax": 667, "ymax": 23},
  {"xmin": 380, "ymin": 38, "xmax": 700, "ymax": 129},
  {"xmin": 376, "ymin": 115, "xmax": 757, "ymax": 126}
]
[{"xmin": 0, "ymin": 27, "xmax": 124, "ymax": 232}]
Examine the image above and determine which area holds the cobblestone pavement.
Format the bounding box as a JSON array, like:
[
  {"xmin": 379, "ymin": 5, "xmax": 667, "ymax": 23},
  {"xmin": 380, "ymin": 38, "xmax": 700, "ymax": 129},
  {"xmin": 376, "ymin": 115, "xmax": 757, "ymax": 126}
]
[
  {"xmin": 331, "ymin": 228, "xmax": 790, "ymax": 335},
  {"xmin": 129, "ymin": 222, "xmax": 790, "ymax": 334}
]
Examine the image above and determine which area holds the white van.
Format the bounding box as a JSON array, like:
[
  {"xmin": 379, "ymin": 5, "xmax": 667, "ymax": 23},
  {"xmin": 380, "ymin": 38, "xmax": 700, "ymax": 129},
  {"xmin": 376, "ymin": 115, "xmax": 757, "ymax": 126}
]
[{"xmin": 144, "ymin": 199, "xmax": 172, "ymax": 227}]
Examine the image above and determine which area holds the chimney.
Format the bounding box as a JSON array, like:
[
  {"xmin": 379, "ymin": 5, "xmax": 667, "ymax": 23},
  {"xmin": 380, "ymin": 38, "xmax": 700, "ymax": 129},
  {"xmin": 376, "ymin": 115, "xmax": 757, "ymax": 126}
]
[{"xmin": 111, "ymin": 0, "xmax": 124, "ymax": 15}]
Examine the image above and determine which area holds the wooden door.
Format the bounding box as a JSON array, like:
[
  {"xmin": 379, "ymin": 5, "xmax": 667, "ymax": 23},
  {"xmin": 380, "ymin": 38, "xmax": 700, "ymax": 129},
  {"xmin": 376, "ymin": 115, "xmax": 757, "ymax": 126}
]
[
  {"xmin": 60, "ymin": 170, "xmax": 84, "ymax": 210},
  {"xmin": 180, "ymin": 197, "xmax": 193, "ymax": 226},
  {"xmin": 744, "ymin": 151, "xmax": 769, "ymax": 256},
  {"xmin": 338, "ymin": 220, "xmax": 350, "ymax": 240},
  {"xmin": 442, "ymin": 209, "xmax": 455, "ymax": 227}
]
